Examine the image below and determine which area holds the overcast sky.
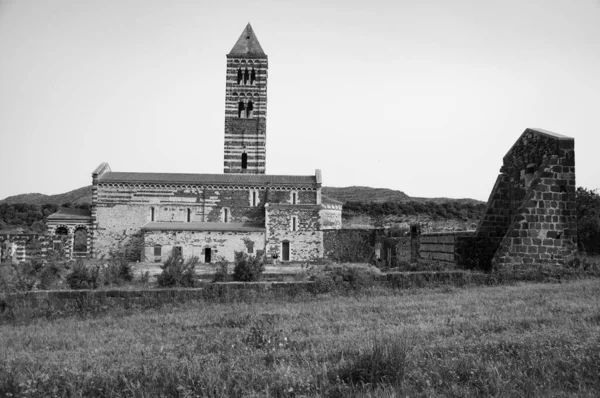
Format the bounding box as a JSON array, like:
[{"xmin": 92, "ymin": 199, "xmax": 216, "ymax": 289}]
[{"xmin": 1, "ymin": 0, "xmax": 599, "ymax": 202}]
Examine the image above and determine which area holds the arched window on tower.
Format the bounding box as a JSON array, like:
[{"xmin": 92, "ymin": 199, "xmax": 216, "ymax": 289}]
[
  {"xmin": 246, "ymin": 101, "xmax": 253, "ymax": 118},
  {"xmin": 238, "ymin": 101, "xmax": 245, "ymax": 118},
  {"xmin": 187, "ymin": 208, "xmax": 191, "ymax": 223},
  {"xmin": 243, "ymin": 68, "xmax": 249, "ymax": 85},
  {"xmin": 251, "ymin": 68, "xmax": 256, "ymax": 85},
  {"xmin": 237, "ymin": 68, "xmax": 243, "ymax": 84},
  {"xmin": 242, "ymin": 152, "xmax": 248, "ymax": 170}
]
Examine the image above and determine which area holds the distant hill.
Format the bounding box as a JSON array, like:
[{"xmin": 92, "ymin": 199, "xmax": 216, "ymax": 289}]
[
  {"xmin": 1, "ymin": 185, "xmax": 483, "ymax": 206},
  {"xmin": 323, "ymin": 186, "xmax": 410, "ymax": 203},
  {"xmin": 0, "ymin": 186, "xmax": 93, "ymax": 206},
  {"xmin": 323, "ymin": 186, "xmax": 483, "ymax": 205}
]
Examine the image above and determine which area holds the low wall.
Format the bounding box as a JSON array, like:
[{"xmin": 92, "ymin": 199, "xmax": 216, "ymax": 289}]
[{"xmin": 418, "ymin": 231, "xmax": 476, "ymax": 269}]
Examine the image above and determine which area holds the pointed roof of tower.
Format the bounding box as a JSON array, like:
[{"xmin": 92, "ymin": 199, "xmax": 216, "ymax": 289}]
[{"xmin": 228, "ymin": 23, "xmax": 266, "ymax": 58}]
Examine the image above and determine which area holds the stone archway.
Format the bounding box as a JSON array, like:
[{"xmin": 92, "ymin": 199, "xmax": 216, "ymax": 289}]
[{"xmin": 73, "ymin": 226, "xmax": 88, "ymax": 257}]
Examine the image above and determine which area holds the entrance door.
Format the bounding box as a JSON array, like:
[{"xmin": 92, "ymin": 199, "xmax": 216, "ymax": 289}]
[
  {"xmin": 281, "ymin": 241, "xmax": 290, "ymax": 262},
  {"xmin": 204, "ymin": 248, "xmax": 212, "ymax": 263}
]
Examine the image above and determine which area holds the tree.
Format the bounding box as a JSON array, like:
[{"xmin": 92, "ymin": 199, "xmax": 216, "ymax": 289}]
[{"xmin": 576, "ymin": 187, "xmax": 600, "ymax": 254}]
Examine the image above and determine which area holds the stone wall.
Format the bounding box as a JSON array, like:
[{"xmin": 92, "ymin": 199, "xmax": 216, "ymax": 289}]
[
  {"xmin": 475, "ymin": 128, "xmax": 577, "ymax": 272},
  {"xmin": 418, "ymin": 232, "xmax": 476, "ymax": 269},
  {"xmin": 93, "ymin": 184, "xmax": 317, "ymax": 259},
  {"xmin": 0, "ymin": 234, "xmax": 69, "ymax": 263},
  {"xmin": 265, "ymin": 204, "xmax": 323, "ymax": 261},
  {"xmin": 319, "ymin": 205, "xmax": 343, "ymax": 230},
  {"xmin": 143, "ymin": 230, "xmax": 265, "ymax": 263}
]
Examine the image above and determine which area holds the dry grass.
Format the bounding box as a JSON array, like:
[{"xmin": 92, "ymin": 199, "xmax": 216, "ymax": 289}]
[{"xmin": 1, "ymin": 279, "xmax": 600, "ymax": 396}]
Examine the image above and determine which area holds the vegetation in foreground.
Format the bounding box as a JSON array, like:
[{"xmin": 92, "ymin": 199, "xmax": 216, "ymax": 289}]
[{"xmin": 1, "ymin": 279, "xmax": 599, "ymax": 397}]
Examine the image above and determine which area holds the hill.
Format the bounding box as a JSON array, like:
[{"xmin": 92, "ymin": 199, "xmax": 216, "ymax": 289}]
[
  {"xmin": 322, "ymin": 186, "xmax": 483, "ymax": 205},
  {"xmin": 1, "ymin": 185, "xmax": 484, "ymax": 206},
  {"xmin": 0, "ymin": 186, "xmax": 93, "ymax": 206},
  {"xmin": 322, "ymin": 186, "xmax": 411, "ymax": 203}
]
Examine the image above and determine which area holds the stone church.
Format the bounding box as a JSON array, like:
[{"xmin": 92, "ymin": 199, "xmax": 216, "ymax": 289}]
[{"xmin": 47, "ymin": 24, "xmax": 342, "ymax": 263}]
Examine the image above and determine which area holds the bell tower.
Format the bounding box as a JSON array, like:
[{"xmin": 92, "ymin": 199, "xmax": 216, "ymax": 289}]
[{"xmin": 224, "ymin": 23, "xmax": 268, "ymax": 174}]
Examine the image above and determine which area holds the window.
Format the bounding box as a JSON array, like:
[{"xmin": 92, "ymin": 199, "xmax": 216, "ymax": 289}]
[
  {"xmin": 291, "ymin": 216, "xmax": 298, "ymax": 231},
  {"xmin": 243, "ymin": 68, "xmax": 249, "ymax": 84},
  {"xmin": 223, "ymin": 208, "xmax": 230, "ymax": 223},
  {"xmin": 154, "ymin": 245, "xmax": 162, "ymax": 256},
  {"xmin": 246, "ymin": 100, "xmax": 253, "ymax": 118},
  {"xmin": 237, "ymin": 68, "xmax": 242, "ymax": 84},
  {"xmin": 151, "ymin": 207, "xmax": 155, "ymax": 221},
  {"xmin": 187, "ymin": 208, "xmax": 191, "ymax": 222},
  {"xmin": 291, "ymin": 191, "xmax": 297, "ymax": 204},
  {"xmin": 173, "ymin": 246, "xmax": 182, "ymax": 258},
  {"xmin": 242, "ymin": 152, "xmax": 248, "ymax": 169},
  {"xmin": 251, "ymin": 68, "xmax": 256, "ymax": 85},
  {"xmin": 252, "ymin": 190, "xmax": 257, "ymax": 206},
  {"xmin": 238, "ymin": 101, "xmax": 245, "ymax": 118}
]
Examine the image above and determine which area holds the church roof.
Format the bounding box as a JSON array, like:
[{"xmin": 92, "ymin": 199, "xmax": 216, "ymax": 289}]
[
  {"xmin": 321, "ymin": 195, "xmax": 343, "ymax": 205},
  {"xmin": 141, "ymin": 222, "xmax": 265, "ymax": 232},
  {"xmin": 228, "ymin": 23, "xmax": 266, "ymax": 58},
  {"xmin": 98, "ymin": 172, "xmax": 318, "ymax": 187},
  {"xmin": 47, "ymin": 208, "xmax": 92, "ymax": 221}
]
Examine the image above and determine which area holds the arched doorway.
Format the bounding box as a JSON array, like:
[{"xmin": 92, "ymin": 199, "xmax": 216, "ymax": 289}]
[{"xmin": 73, "ymin": 227, "xmax": 88, "ymax": 256}]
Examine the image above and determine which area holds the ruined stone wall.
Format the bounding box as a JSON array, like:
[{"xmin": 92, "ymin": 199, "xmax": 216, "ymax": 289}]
[
  {"xmin": 143, "ymin": 230, "xmax": 265, "ymax": 263},
  {"xmin": 265, "ymin": 205, "xmax": 323, "ymax": 261},
  {"xmin": 0, "ymin": 234, "xmax": 70, "ymax": 263},
  {"xmin": 418, "ymin": 232, "xmax": 476, "ymax": 269},
  {"xmin": 475, "ymin": 129, "xmax": 577, "ymax": 272}
]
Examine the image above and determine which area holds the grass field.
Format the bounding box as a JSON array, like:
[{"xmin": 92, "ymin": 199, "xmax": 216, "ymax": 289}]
[{"xmin": 2, "ymin": 279, "xmax": 600, "ymax": 397}]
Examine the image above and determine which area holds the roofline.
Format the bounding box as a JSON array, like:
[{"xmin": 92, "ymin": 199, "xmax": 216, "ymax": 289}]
[{"xmin": 503, "ymin": 127, "xmax": 574, "ymax": 161}]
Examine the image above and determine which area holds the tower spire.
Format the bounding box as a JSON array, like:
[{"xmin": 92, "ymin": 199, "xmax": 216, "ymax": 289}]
[{"xmin": 228, "ymin": 23, "xmax": 266, "ymax": 57}]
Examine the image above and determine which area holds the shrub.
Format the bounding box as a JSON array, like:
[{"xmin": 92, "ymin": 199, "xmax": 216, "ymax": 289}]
[
  {"xmin": 232, "ymin": 251, "xmax": 264, "ymax": 282},
  {"xmin": 157, "ymin": 253, "xmax": 198, "ymax": 288},
  {"xmin": 212, "ymin": 256, "xmax": 231, "ymax": 282},
  {"xmin": 456, "ymin": 235, "xmax": 496, "ymax": 272},
  {"xmin": 98, "ymin": 253, "xmax": 133, "ymax": 286},
  {"xmin": 66, "ymin": 260, "xmax": 99, "ymax": 290},
  {"xmin": 306, "ymin": 263, "xmax": 381, "ymax": 291}
]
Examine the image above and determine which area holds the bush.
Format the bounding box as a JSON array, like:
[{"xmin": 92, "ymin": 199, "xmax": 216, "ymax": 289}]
[
  {"xmin": 577, "ymin": 187, "xmax": 600, "ymax": 254},
  {"xmin": 157, "ymin": 253, "xmax": 198, "ymax": 288},
  {"xmin": 98, "ymin": 254, "xmax": 133, "ymax": 286},
  {"xmin": 232, "ymin": 251, "xmax": 264, "ymax": 282},
  {"xmin": 212, "ymin": 256, "xmax": 231, "ymax": 282},
  {"xmin": 456, "ymin": 236, "xmax": 496, "ymax": 272},
  {"xmin": 306, "ymin": 263, "xmax": 381, "ymax": 291},
  {"xmin": 66, "ymin": 260, "xmax": 99, "ymax": 290}
]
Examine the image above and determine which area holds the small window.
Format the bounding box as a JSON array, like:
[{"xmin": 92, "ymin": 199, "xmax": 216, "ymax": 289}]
[
  {"xmin": 251, "ymin": 68, "xmax": 256, "ymax": 85},
  {"xmin": 291, "ymin": 216, "xmax": 298, "ymax": 232},
  {"xmin": 154, "ymin": 245, "xmax": 162, "ymax": 256},
  {"xmin": 242, "ymin": 152, "xmax": 248, "ymax": 169},
  {"xmin": 246, "ymin": 100, "xmax": 253, "ymax": 118},
  {"xmin": 237, "ymin": 68, "xmax": 242, "ymax": 84},
  {"xmin": 223, "ymin": 208, "xmax": 229, "ymax": 223},
  {"xmin": 243, "ymin": 68, "xmax": 249, "ymax": 84},
  {"xmin": 173, "ymin": 246, "xmax": 182, "ymax": 258},
  {"xmin": 187, "ymin": 208, "xmax": 191, "ymax": 222},
  {"xmin": 238, "ymin": 101, "xmax": 245, "ymax": 118},
  {"xmin": 252, "ymin": 191, "xmax": 257, "ymax": 207},
  {"xmin": 291, "ymin": 192, "xmax": 297, "ymax": 205},
  {"xmin": 151, "ymin": 207, "xmax": 155, "ymax": 221}
]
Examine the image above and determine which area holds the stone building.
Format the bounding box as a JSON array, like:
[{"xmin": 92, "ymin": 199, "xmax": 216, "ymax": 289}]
[{"xmin": 47, "ymin": 24, "xmax": 342, "ymax": 262}]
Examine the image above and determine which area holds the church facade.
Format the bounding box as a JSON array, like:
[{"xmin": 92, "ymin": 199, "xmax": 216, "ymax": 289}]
[{"xmin": 47, "ymin": 24, "xmax": 342, "ymax": 263}]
